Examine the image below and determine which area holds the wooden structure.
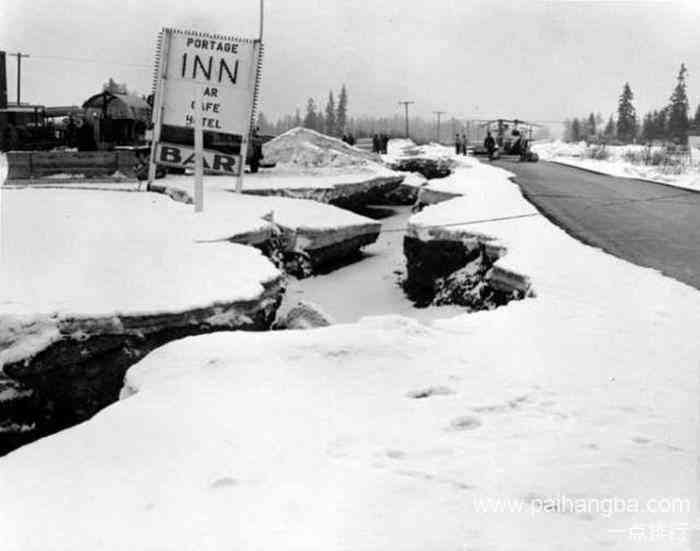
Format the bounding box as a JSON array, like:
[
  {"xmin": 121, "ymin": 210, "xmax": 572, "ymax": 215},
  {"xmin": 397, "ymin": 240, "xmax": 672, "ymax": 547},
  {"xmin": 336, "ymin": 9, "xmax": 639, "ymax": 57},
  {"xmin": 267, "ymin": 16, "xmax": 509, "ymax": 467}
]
[{"xmin": 5, "ymin": 149, "xmax": 142, "ymax": 183}]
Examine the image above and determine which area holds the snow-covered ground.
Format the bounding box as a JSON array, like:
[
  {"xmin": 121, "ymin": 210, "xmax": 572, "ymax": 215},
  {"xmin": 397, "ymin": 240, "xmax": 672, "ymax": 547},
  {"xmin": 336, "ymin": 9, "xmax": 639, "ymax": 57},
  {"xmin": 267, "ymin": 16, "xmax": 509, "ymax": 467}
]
[
  {"xmin": 0, "ymin": 187, "xmax": 282, "ymax": 365},
  {"xmin": 0, "ymin": 134, "xmax": 392, "ymax": 366},
  {"xmin": 533, "ymin": 140, "xmax": 700, "ymax": 192},
  {"xmin": 1, "ymin": 142, "xmax": 698, "ymax": 550}
]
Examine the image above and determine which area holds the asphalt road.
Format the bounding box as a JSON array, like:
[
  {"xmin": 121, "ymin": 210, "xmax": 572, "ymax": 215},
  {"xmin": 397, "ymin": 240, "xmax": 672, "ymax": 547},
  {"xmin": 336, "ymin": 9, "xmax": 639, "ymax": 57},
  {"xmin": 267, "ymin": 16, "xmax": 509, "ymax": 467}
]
[{"xmin": 496, "ymin": 160, "xmax": 700, "ymax": 290}]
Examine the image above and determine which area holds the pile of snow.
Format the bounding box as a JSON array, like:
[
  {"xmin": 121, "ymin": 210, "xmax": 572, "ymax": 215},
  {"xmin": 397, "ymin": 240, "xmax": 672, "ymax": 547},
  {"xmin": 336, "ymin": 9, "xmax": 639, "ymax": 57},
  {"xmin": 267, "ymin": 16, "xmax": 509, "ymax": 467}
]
[
  {"xmin": 533, "ymin": 140, "xmax": 700, "ymax": 192},
  {"xmin": 1, "ymin": 142, "xmax": 698, "ymax": 550},
  {"xmin": 263, "ymin": 127, "xmax": 381, "ymax": 171}
]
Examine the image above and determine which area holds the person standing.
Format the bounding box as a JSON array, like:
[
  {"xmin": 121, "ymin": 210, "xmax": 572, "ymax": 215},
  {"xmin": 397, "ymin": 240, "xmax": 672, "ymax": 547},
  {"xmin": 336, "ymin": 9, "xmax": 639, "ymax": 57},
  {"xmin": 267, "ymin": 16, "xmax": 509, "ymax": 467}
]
[
  {"xmin": 372, "ymin": 133, "xmax": 380, "ymax": 154},
  {"xmin": 484, "ymin": 131, "xmax": 496, "ymax": 161},
  {"xmin": 454, "ymin": 133, "xmax": 461, "ymax": 155},
  {"xmin": 461, "ymin": 133, "xmax": 468, "ymax": 155}
]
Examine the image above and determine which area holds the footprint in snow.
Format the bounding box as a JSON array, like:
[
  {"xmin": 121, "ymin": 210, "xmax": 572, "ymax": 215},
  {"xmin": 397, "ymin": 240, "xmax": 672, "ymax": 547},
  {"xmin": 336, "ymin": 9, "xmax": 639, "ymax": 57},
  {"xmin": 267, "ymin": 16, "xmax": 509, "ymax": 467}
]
[
  {"xmin": 385, "ymin": 449, "xmax": 407, "ymax": 459},
  {"xmin": 209, "ymin": 476, "xmax": 238, "ymax": 489},
  {"xmin": 448, "ymin": 415, "xmax": 482, "ymax": 431},
  {"xmin": 407, "ymin": 386, "xmax": 455, "ymax": 399}
]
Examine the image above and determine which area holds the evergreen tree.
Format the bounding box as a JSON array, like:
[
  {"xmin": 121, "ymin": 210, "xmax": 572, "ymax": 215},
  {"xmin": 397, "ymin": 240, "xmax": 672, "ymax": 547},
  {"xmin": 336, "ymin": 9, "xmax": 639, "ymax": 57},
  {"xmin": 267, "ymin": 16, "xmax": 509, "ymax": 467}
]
[
  {"xmin": 587, "ymin": 113, "xmax": 597, "ymax": 138},
  {"xmin": 325, "ymin": 91, "xmax": 337, "ymax": 136},
  {"xmin": 103, "ymin": 77, "xmax": 128, "ymax": 94},
  {"xmin": 667, "ymin": 63, "xmax": 689, "ymax": 144},
  {"xmin": 294, "ymin": 108, "xmax": 302, "ymax": 128},
  {"xmin": 336, "ymin": 85, "xmax": 348, "ymax": 134},
  {"xmin": 603, "ymin": 116, "xmax": 616, "ymax": 141},
  {"xmin": 303, "ymin": 98, "xmax": 317, "ymax": 129},
  {"xmin": 316, "ymin": 100, "xmax": 325, "ymax": 133},
  {"xmin": 694, "ymin": 104, "xmax": 700, "ymax": 132},
  {"xmin": 571, "ymin": 118, "xmax": 582, "ymax": 142},
  {"xmin": 616, "ymin": 82, "xmax": 637, "ymax": 143},
  {"xmin": 641, "ymin": 112, "xmax": 654, "ymax": 142},
  {"xmin": 653, "ymin": 109, "xmax": 668, "ymax": 141}
]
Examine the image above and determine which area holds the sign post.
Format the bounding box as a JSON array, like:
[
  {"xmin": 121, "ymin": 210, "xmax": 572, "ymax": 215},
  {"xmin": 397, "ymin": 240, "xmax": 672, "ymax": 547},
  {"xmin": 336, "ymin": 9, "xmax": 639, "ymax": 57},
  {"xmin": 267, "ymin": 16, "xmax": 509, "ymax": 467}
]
[
  {"xmin": 193, "ymin": 85, "xmax": 204, "ymax": 212},
  {"xmin": 148, "ymin": 26, "xmax": 264, "ymax": 208}
]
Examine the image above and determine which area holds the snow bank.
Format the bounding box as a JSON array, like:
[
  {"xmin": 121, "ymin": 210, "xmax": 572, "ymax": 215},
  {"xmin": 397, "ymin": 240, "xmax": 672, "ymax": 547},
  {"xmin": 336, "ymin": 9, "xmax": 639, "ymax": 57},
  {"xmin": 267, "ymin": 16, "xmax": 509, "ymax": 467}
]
[
  {"xmin": 533, "ymin": 140, "xmax": 700, "ymax": 192},
  {"xmin": 2, "ymin": 148, "xmax": 699, "ymax": 550}
]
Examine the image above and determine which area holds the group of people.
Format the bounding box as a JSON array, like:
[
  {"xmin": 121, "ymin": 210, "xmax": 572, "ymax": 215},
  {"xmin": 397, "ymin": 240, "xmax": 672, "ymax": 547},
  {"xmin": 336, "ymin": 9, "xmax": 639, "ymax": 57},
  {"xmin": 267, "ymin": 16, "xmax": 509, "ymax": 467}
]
[
  {"xmin": 372, "ymin": 133, "xmax": 390, "ymax": 154},
  {"xmin": 341, "ymin": 133, "xmax": 356, "ymax": 146},
  {"xmin": 454, "ymin": 133, "xmax": 469, "ymax": 156}
]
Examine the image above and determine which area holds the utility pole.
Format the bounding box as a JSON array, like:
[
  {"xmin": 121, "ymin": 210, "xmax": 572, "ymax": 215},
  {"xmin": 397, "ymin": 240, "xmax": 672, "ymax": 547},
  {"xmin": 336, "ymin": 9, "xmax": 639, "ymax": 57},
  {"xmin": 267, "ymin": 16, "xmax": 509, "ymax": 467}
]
[
  {"xmin": 398, "ymin": 100, "xmax": 414, "ymax": 139},
  {"xmin": 433, "ymin": 110, "xmax": 446, "ymax": 143},
  {"xmin": 10, "ymin": 52, "xmax": 29, "ymax": 105}
]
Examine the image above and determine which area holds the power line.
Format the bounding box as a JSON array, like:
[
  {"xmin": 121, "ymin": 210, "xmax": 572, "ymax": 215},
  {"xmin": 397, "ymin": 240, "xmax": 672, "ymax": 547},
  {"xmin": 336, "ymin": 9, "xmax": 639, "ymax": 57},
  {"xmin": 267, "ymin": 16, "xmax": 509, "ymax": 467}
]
[{"xmin": 381, "ymin": 212, "xmax": 541, "ymax": 233}]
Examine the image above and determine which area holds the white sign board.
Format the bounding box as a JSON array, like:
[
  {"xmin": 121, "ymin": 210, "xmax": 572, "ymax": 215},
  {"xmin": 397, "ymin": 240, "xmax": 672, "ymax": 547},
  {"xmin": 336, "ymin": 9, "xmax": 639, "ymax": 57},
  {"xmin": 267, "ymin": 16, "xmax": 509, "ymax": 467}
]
[
  {"xmin": 161, "ymin": 31, "xmax": 260, "ymax": 135},
  {"xmin": 147, "ymin": 27, "xmax": 263, "ymax": 193}
]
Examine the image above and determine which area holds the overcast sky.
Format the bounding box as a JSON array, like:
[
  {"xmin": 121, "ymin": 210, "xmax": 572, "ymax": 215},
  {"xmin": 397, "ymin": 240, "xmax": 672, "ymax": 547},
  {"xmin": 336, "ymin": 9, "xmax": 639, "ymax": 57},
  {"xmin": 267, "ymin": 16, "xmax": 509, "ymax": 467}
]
[{"xmin": 2, "ymin": 0, "xmax": 700, "ymax": 124}]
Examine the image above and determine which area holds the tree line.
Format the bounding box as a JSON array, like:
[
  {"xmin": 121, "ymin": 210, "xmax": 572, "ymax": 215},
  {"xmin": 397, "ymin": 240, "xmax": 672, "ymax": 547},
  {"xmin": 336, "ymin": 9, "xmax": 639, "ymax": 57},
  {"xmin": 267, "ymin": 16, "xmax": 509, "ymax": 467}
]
[
  {"xmin": 257, "ymin": 85, "xmax": 477, "ymax": 143},
  {"xmin": 257, "ymin": 89, "xmax": 547, "ymax": 144},
  {"xmin": 257, "ymin": 85, "xmax": 349, "ymax": 138},
  {"xmin": 564, "ymin": 64, "xmax": 699, "ymax": 145}
]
